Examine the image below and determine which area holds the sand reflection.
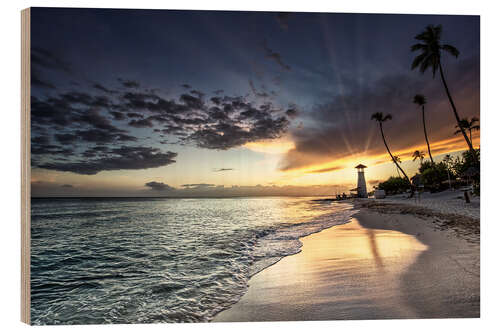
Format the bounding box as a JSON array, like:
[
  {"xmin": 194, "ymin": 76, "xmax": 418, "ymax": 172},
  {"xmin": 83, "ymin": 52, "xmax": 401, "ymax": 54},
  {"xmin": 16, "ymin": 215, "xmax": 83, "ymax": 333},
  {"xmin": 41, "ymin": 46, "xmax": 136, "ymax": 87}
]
[{"xmin": 215, "ymin": 217, "xmax": 429, "ymax": 321}]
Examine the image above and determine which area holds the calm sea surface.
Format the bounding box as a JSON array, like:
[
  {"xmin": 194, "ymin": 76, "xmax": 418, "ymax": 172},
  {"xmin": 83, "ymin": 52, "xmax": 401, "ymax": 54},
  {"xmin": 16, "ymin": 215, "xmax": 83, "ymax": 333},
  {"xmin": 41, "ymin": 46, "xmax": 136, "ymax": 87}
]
[{"xmin": 31, "ymin": 197, "xmax": 355, "ymax": 324}]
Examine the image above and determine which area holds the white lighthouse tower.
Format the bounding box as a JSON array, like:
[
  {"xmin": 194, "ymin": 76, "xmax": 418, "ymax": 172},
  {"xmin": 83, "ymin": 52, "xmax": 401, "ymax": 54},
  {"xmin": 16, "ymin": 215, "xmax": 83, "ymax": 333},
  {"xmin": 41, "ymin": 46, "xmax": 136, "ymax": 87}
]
[{"xmin": 355, "ymin": 164, "xmax": 368, "ymax": 198}]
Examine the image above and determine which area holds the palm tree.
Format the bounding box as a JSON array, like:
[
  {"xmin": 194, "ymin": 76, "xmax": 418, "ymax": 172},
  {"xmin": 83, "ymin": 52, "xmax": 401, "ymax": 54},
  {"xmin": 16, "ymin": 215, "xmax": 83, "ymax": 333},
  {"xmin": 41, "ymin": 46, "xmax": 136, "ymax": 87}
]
[
  {"xmin": 412, "ymin": 150, "xmax": 426, "ymax": 166},
  {"xmin": 413, "ymin": 94, "xmax": 434, "ymax": 164},
  {"xmin": 371, "ymin": 112, "xmax": 411, "ymax": 185},
  {"xmin": 411, "ymin": 24, "xmax": 477, "ymax": 161},
  {"xmin": 454, "ymin": 117, "xmax": 480, "ymax": 148},
  {"xmin": 443, "ymin": 154, "xmax": 453, "ymax": 189},
  {"xmin": 393, "ymin": 155, "xmax": 402, "ymax": 177}
]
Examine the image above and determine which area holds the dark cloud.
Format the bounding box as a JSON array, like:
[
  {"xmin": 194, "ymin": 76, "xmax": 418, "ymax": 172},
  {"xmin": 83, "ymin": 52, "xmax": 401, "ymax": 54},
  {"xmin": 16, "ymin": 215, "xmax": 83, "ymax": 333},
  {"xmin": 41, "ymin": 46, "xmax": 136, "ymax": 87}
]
[
  {"xmin": 54, "ymin": 133, "xmax": 78, "ymax": 145},
  {"xmin": 305, "ymin": 166, "xmax": 344, "ymax": 174},
  {"xmin": 37, "ymin": 146, "xmax": 178, "ymax": 175},
  {"xmin": 31, "ymin": 144, "xmax": 72, "ymax": 156},
  {"xmin": 248, "ymin": 79, "xmax": 269, "ymax": 98},
  {"xmin": 181, "ymin": 183, "xmax": 215, "ymax": 188},
  {"xmin": 93, "ymin": 83, "xmax": 117, "ymax": 94},
  {"xmin": 118, "ymin": 78, "xmax": 140, "ymax": 88},
  {"xmin": 110, "ymin": 111, "xmax": 126, "ymax": 120},
  {"xmin": 213, "ymin": 168, "xmax": 234, "ymax": 172},
  {"xmin": 263, "ymin": 40, "xmax": 291, "ymax": 71},
  {"xmin": 61, "ymin": 184, "xmax": 73, "ymax": 188},
  {"xmin": 32, "ymin": 135, "xmax": 50, "ymax": 145},
  {"xmin": 285, "ymin": 104, "xmax": 299, "ymax": 118},
  {"xmin": 128, "ymin": 118, "xmax": 154, "ymax": 128},
  {"xmin": 181, "ymin": 84, "xmax": 191, "ymax": 89},
  {"xmin": 145, "ymin": 181, "xmax": 175, "ymax": 191}
]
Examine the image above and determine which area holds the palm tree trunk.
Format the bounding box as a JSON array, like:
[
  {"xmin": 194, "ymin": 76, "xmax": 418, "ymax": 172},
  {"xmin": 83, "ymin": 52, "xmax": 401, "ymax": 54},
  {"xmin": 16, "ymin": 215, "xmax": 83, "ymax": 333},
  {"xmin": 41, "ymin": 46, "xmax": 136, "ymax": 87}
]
[
  {"xmin": 469, "ymin": 129, "xmax": 473, "ymax": 148},
  {"xmin": 379, "ymin": 123, "xmax": 411, "ymax": 184},
  {"xmin": 438, "ymin": 62, "xmax": 477, "ymax": 160},
  {"xmin": 421, "ymin": 105, "xmax": 434, "ymax": 164}
]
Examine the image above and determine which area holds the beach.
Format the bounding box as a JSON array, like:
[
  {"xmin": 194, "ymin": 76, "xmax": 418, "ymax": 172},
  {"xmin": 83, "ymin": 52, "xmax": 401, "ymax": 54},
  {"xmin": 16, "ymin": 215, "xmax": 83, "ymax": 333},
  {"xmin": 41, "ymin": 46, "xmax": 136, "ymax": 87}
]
[{"xmin": 214, "ymin": 196, "xmax": 480, "ymax": 321}]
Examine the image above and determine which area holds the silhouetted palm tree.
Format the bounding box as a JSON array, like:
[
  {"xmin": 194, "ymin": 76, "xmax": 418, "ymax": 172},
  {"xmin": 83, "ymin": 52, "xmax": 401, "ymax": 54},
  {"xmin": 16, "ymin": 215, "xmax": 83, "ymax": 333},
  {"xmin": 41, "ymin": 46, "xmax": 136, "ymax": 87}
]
[
  {"xmin": 371, "ymin": 112, "xmax": 411, "ymax": 184},
  {"xmin": 411, "ymin": 24, "xmax": 476, "ymax": 160},
  {"xmin": 412, "ymin": 150, "xmax": 426, "ymax": 166},
  {"xmin": 413, "ymin": 94, "xmax": 434, "ymax": 164},
  {"xmin": 393, "ymin": 155, "xmax": 402, "ymax": 177},
  {"xmin": 443, "ymin": 154, "xmax": 453, "ymax": 189},
  {"xmin": 454, "ymin": 117, "xmax": 480, "ymax": 148}
]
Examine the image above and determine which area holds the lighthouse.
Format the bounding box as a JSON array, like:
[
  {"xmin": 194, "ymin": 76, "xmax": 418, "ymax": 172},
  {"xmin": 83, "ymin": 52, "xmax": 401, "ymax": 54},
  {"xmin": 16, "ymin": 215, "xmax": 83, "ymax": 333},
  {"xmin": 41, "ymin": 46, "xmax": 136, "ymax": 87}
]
[{"xmin": 355, "ymin": 164, "xmax": 368, "ymax": 198}]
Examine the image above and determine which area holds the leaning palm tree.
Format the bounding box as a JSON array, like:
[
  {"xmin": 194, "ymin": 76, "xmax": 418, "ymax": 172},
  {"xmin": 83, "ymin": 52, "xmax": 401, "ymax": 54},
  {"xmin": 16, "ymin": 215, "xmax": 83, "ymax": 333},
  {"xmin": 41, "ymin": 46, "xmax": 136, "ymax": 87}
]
[
  {"xmin": 454, "ymin": 117, "xmax": 480, "ymax": 148},
  {"xmin": 412, "ymin": 150, "xmax": 426, "ymax": 166},
  {"xmin": 371, "ymin": 112, "xmax": 411, "ymax": 185},
  {"xmin": 411, "ymin": 24, "xmax": 476, "ymax": 160},
  {"xmin": 393, "ymin": 155, "xmax": 402, "ymax": 177},
  {"xmin": 413, "ymin": 94, "xmax": 434, "ymax": 164}
]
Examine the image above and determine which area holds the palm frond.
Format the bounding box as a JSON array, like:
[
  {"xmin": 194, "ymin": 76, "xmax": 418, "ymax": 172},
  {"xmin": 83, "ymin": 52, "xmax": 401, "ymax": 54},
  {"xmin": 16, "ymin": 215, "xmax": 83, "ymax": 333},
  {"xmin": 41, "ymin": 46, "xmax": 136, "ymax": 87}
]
[
  {"xmin": 441, "ymin": 44, "xmax": 459, "ymax": 58},
  {"xmin": 411, "ymin": 53, "xmax": 427, "ymax": 70},
  {"xmin": 411, "ymin": 43, "xmax": 427, "ymax": 52}
]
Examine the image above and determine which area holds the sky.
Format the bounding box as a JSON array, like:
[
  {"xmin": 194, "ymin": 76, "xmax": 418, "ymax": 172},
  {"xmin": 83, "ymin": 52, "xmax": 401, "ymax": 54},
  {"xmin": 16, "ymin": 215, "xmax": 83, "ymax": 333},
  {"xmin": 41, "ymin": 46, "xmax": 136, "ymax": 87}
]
[{"xmin": 30, "ymin": 8, "xmax": 480, "ymax": 197}]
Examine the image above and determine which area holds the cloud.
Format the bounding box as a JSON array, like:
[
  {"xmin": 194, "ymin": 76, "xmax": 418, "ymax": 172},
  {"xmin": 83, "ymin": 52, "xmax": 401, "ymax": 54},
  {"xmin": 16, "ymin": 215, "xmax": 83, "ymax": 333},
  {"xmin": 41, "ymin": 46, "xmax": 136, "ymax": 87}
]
[
  {"xmin": 305, "ymin": 166, "xmax": 344, "ymax": 174},
  {"xmin": 36, "ymin": 146, "xmax": 177, "ymax": 175},
  {"xmin": 213, "ymin": 168, "xmax": 234, "ymax": 172},
  {"xmin": 30, "ymin": 54, "xmax": 294, "ymax": 175},
  {"xmin": 118, "ymin": 78, "xmax": 140, "ymax": 88},
  {"xmin": 248, "ymin": 79, "xmax": 269, "ymax": 98},
  {"xmin": 181, "ymin": 183, "xmax": 215, "ymax": 188},
  {"xmin": 263, "ymin": 40, "xmax": 291, "ymax": 71},
  {"xmin": 145, "ymin": 181, "xmax": 175, "ymax": 191},
  {"xmin": 93, "ymin": 83, "xmax": 117, "ymax": 94},
  {"xmin": 285, "ymin": 104, "xmax": 299, "ymax": 118}
]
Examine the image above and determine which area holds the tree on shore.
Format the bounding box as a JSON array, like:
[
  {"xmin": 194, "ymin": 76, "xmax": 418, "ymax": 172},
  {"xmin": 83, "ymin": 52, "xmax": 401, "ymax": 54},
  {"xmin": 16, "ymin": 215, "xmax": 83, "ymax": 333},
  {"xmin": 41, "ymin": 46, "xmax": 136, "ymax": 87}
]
[
  {"xmin": 371, "ymin": 112, "xmax": 412, "ymax": 186},
  {"xmin": 393, "ymin": 155, "xmax": 402, "ymax": 177},
  {"xmin": 454, "ymin": 117, "xmax": 480, "ymax": 148},
  {"xmin": 413, "ymin": 94, "xmax": 434, "ymax": 164},
  {"xmin": 411, "ymin": 24, "xmax": 477, "ymax": 162},
  {"xmin": 412, "ymin": 150, "xmax": 426, "ymax": 166}
]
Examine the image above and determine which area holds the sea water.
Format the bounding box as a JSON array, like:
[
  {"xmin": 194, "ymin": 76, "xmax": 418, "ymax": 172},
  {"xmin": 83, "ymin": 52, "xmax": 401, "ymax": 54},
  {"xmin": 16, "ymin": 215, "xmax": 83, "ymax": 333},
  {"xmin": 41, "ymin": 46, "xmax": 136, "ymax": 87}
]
[{"xmin": 30, "ymin": 197, "xmax": 354, "ymax": 324}]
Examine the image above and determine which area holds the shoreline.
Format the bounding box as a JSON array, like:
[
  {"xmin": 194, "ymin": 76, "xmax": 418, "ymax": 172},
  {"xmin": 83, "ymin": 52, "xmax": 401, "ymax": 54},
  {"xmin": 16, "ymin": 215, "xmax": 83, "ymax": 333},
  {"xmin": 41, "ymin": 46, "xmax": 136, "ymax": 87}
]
[{"xmin": 213, "ymin": 200, "xmax": 479, "ymax": 322}]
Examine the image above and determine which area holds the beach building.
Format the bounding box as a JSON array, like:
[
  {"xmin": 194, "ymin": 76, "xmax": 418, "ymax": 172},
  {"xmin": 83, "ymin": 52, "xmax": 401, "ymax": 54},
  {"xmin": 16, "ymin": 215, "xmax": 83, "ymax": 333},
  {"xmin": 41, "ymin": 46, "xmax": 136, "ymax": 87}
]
[{"xmin": 355, "ymin": 164, "xmax": 368, "ymax": 198}]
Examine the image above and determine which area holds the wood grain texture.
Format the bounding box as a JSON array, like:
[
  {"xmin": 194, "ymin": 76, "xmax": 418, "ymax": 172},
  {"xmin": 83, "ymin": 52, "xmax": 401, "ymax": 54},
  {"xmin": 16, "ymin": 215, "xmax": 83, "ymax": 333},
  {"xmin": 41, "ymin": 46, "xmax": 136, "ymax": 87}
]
[{"xmin": 21, "ymin": 7, "xmax": 31, "ymax": 325}]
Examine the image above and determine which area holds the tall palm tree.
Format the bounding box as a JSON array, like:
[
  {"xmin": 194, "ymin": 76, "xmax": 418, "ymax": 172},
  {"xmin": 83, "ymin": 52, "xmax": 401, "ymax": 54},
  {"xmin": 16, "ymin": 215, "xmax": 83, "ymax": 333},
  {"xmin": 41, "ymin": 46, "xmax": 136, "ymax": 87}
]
[
  {"xmin": 454, "ymin": 117, "xmax": 480, "ymax": 148},
  {"xmin": 413, "ymin": 94, "xmax": 434, "ymax": 164},
  {"xmin": 411, "ymin": 24, "xmax": 477, "ymax": 161},
  {"xmin": 443, "ymin": 154, "xmax": 453, "ymax": 189},
  {"xmin": 393, "ymin": 155, "xmax": 402, "ymax": 177},
  {"xmin": 412, "ymin": 150, "xmax": 426, "ymax": 166},
  {"xmin": 371, "ymin": 112, "xmax": 411, "ymax": 184}
]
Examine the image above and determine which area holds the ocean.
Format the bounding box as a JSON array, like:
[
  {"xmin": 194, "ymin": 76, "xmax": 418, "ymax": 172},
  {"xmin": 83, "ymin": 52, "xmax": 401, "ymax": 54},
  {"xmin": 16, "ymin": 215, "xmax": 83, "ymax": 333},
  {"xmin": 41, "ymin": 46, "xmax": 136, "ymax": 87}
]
[{"xmin": 30, "ymin": 197, "xmax": 355, "ymax": 324}]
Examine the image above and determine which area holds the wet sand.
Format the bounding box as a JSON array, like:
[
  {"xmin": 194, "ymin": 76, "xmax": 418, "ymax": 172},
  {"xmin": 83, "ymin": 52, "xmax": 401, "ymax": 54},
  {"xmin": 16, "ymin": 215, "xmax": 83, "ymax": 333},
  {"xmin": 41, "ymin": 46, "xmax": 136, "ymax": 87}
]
[{"xmin": 213, "ymin": 208, "xmax": 479, "ymax": 322}]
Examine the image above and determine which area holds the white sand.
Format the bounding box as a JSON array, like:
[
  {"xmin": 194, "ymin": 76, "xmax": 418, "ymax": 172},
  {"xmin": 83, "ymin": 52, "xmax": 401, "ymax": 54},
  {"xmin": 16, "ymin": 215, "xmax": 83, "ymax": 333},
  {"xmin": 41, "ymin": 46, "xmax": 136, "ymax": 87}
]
[
  {"xmin": 213, "ymin": 208, "xmax": 479, "ymax": 322},
  {"xmin": 376, "ymin": 189, "xmax": 480, "ymax": 219}
]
